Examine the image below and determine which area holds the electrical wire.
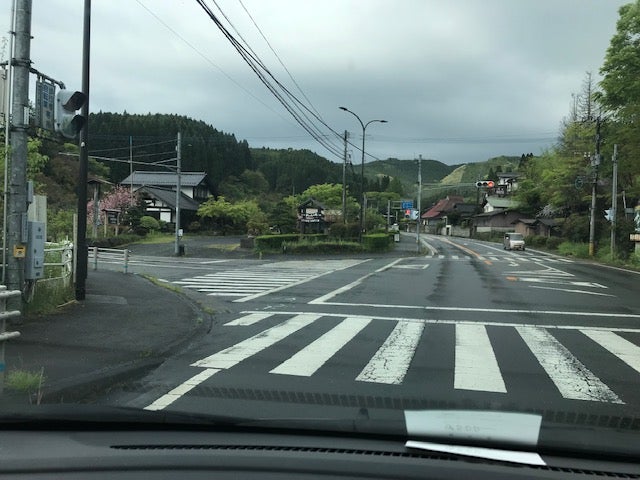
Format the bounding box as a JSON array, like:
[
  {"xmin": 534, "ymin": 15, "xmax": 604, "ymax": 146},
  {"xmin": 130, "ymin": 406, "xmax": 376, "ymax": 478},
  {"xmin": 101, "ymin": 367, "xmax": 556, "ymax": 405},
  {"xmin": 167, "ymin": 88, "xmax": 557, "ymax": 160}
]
[
  {"xmin": 195, "ymin": 0, "xmax": 345, "ymax": 159},
  {"xmin": 134, "ymin": 0, "xmax": 295, "ymax": 128}
]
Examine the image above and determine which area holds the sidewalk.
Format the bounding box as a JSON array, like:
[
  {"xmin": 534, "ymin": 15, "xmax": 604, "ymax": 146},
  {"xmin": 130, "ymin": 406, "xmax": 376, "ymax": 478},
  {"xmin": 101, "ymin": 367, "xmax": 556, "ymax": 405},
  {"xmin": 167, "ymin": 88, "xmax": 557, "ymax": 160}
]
[{"xmin": 3, "ymin": 269, "xmax": 209, "ymax": 404}]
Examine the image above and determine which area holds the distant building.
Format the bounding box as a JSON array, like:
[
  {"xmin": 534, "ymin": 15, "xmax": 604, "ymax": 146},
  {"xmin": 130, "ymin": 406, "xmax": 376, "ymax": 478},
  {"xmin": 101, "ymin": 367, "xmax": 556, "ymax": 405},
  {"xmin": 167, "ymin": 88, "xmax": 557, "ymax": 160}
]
[{"xmin": 120, "ymin": 171, "xmax": 214, "ymax": 226}]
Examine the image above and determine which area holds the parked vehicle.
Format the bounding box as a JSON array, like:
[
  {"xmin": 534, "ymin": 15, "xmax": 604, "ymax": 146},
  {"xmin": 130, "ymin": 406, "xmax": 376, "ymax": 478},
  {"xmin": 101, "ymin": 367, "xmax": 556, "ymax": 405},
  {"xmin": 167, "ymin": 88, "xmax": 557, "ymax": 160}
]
[{"xmin": 504, "ymin": 232, "xmax": 525, "ymax": 250}]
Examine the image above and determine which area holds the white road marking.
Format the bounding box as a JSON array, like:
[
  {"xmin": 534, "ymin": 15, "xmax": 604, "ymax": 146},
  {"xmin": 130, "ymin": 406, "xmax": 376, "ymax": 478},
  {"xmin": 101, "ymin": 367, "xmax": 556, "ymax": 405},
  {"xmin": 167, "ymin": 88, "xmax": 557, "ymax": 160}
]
[
  {"xmin": 225, "ymin": 312, "xmax": 274, "ymax": 326},
  {"xmin": 308, "ymin": 258, "xmax": 404, "ymax": 305},
  {"xmin": 455, "ymin": 324, "xmax": 506, "ymax": 393},
  {"xmin": 144, "ymin": 368, "xmax": 219, "ymax": 411},
  {"xmin": 516, "ymin": 326, "xmax": 623, "ymax": 403},
  {"xmin": 270, "ymin": 316, "xmax": 372, "ymax": 376},
  {"xmin": 356, "ymin": 321, "xmax": 425, "ymax": 384},
  {"xmin": 173, "ymin": 259, "xmax": 368, "ymax": 302},
  {"xmin": 581, "ymin": 329, "xmax": 640, "ymax": 374},
  {"xmin": 239, "ymin": 311, "xmax": 640, "ymax": 333},
  {"xmin": 191, "ymin": 313, "xmax": 321, "ymax": 369},
  {"xmin": 529, "ymin": 286, "xmax": 615, "ymax": 297},
  {"xmin": 515, "ymin": 277, "xmax": 608, "ymax": 289}
]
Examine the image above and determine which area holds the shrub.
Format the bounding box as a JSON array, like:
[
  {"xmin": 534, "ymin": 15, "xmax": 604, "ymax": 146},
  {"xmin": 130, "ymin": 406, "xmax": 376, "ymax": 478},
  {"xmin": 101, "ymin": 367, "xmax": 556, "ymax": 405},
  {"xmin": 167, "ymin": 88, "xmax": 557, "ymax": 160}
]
[
  {"xmin": 88, "ymin": 234, "xmax": 142, "ymax": 248},
  {"xmin": 362, "ymin": 233, "xmax": 393, "ymax": 252},
  {"xmin": 139, "ymin": 215, "xmax": 160, "ymax": 232},
  {"xmin": 254, "ymin": 234, "xmax": 301, "ymax": 251},
  {"xmin": 557, "ymin": 241, "xmax": 590, "ymax": 258},
  {"xmin": 283, "ymin": 239, "xmax": 363, "ymax": 254},
  {"xmin": 546, "ymin": 237, "xmax": 562, "ymax": 249},
  {"xmin": 188, "ymin": 221, "xmax": 201, "ymax": 232}
]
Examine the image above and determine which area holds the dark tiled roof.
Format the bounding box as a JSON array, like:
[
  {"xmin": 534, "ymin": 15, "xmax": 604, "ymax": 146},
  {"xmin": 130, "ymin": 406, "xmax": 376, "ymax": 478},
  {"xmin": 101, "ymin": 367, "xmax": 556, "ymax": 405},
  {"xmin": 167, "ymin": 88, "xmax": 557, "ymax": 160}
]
[
  {"xmin": 137, "ymin": 186, "xmax": 200, "ymax": 211},
  {"xmin": 121, "ymin": 171, "xmax": 207, "ymax": 187}
]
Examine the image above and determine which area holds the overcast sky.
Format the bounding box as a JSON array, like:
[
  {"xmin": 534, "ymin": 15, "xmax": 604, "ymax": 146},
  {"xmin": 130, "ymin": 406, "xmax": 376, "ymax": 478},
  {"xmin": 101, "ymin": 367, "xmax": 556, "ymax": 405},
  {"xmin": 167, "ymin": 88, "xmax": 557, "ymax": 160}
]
[{"xmin": 0, "ymin": 0, "xmax": 630, "ymax": 165}]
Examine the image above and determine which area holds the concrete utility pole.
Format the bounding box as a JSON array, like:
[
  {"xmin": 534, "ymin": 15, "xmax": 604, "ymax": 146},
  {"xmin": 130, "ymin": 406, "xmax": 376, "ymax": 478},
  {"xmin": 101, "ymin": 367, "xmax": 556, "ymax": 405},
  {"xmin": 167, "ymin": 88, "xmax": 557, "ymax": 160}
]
[
  {"xmin": 611, "ymin": 144, "xmax": 618, "ymax": 258},
  {"xmin": 75, "ymin": 0, "xmax": 91, "ymax": 300},
  {"xmin": 416, "ymin": 154, "xmax": 422, "ymax": 252},
  {"xmin": 342, "ymin": 130, "xmax": 348, "ymax": 224},
  {"xmin": 174, "ymin": 131, "xmax": 182, "ymax": 256},
  {"xmin": 588, "ymin": 117, "xmax": 602, "ymax": 257},
  {"xmin": 6, "ymin": 0, "xmax": 32, "ymax": 304}
]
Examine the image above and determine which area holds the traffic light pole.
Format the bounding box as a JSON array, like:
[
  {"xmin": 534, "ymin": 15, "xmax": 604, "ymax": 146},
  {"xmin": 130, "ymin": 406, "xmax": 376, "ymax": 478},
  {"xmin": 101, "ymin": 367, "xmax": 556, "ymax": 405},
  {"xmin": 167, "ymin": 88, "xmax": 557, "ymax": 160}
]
[
  {"xmin": 75, "ymin": 0, "xmax": 91, "ymax": 300},
  {"xmin": 6, "ymin": 0, "xmax": 32, "ymax": 307},
  {"xmin": 588, "ymin": 117, "xmax": 601, "ymax": 257}
]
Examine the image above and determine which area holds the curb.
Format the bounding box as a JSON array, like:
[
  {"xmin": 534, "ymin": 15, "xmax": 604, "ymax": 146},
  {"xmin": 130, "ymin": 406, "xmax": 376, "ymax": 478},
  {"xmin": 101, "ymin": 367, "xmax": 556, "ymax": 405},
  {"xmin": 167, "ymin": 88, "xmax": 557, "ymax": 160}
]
[{"xmin": 7, "ymin": 276, "xmax": 212, "ymax": 405}]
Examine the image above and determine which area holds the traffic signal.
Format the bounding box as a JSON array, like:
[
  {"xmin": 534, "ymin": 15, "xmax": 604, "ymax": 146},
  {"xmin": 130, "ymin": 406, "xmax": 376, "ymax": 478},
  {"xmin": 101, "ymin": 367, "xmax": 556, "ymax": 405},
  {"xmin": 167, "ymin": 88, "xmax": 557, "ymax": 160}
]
[
  {"xmin": 475, "ymin": 180, "xmax": 495, "ymax": 188},
  {"xmin": 55, "ymin": 89, "xmax": 86, "ymax": 138}
]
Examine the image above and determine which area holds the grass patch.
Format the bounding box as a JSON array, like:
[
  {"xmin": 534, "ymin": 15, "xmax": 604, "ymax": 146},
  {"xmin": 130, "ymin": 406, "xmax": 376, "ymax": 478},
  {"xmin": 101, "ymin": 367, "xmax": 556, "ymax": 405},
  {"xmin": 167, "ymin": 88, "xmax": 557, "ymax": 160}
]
[
  {"xmin": 140, "ymin": 274, "xmax": 182, "ymax": 293},
  {"xmin": 24, "ymin": 277, "xmax": 75, "ymax": 315},
  {"xmin": 557, "ymin": 241, "xmax": 590, "ymax": 258},
  {"xmin": 6, "ymin": 368, "xmax": 46, "ymax": 403},
  {"xmin": 133, "ymin": 233, "xmax": 176, "ymax": 245},
  {"xmin": 206, "ymin": 243, "xmax": 238, "ymax": 252}
]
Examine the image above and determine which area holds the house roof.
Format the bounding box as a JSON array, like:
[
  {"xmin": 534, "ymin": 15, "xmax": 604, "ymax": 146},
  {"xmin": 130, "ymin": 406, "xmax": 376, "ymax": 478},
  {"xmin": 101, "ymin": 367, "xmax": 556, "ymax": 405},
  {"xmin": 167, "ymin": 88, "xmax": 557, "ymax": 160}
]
[
  {"xmin": 422, "ymin": 195, "xmax": 464, "ymax": 219},
  {"xmin": 137, "ymin": 186, "xmax": 200, "ymax": 211},
  {"xmin": 298, "ymin": 197, "xmax": 328, "ymax": 210},
  {"xmin": 121, "ymin": 171, "xmax": 208, "ymax": 188}
]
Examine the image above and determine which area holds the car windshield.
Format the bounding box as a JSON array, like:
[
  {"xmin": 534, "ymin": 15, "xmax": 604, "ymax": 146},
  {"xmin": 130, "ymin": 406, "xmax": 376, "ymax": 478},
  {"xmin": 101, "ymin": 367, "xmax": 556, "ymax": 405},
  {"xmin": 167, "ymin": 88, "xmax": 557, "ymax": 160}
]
[{"xmin": 1, "ymin": 0, "xmax": 640, "ymax": 464}]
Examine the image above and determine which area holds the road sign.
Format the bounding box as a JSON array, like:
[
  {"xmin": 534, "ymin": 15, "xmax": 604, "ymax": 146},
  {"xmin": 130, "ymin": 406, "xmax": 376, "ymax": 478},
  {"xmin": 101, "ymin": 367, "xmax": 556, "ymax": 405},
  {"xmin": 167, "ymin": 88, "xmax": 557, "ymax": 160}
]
[
  {"xmin": 35, "ymin": 80, "xmax": 55, "ymax": 131},
  {"xmin": 401, "ymin": 200, "xmax": 413, "ymax": 209}
]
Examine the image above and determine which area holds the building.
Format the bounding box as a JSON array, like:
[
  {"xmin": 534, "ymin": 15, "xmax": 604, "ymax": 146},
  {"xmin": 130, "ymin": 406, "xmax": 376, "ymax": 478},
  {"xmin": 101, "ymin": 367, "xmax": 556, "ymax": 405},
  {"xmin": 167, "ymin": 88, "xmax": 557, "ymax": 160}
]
[{"xmin": 120, "ymin": 171, "xmax": 214, "ymax": 226}]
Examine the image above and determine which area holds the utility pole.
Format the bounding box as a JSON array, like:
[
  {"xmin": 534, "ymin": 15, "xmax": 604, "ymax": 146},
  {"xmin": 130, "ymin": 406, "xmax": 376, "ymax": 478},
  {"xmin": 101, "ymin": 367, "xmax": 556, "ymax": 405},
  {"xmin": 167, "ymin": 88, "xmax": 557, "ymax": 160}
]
[
  {"xmin": 416, "ymin": 154, "xmax": 422, "ymax": 252},
  {"xmin": 174, "ymin": 132, "xmax": 182, "ymax": 256},
  {"xmin": 588, "ymin": 117, "xmax": 601, "ymax": 257},
  {"xmin": 75, "ymin": 0, "xmax": 91, "ymax": 299},
  {"xmin": 342, "ymin": 130, "xmax": 347, "ymax": 224},
  {"xmin": 611, "ymin": 144, "xmax": 618, "ymax": 258},
  {"xmin": 6, "ymin": 0, "xmax": 32, "ymax": 305}
]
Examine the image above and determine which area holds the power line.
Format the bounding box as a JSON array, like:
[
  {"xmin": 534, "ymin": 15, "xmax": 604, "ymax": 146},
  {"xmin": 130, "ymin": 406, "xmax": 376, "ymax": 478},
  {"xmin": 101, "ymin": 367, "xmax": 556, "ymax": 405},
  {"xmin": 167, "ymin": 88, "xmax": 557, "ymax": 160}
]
[
  {"xmin": 194, "ymin": 0, "xmax": 345, "ymax": 159},
  {"xmin": 134, "ymin": 0, "xmax": 295, "ymax": 128}
]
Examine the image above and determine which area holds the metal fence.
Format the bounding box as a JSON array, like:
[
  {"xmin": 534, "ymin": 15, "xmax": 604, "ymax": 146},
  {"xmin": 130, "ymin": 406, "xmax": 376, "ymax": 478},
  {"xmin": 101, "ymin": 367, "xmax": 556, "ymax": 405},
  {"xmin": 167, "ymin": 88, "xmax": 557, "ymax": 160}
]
[
  {"xmin": 0, "ymin": 286, "xmax": 21, "ymax": 395},
  {"xmin": 89, "ymin": 246, "xmax": 130, "ymax": 274}
]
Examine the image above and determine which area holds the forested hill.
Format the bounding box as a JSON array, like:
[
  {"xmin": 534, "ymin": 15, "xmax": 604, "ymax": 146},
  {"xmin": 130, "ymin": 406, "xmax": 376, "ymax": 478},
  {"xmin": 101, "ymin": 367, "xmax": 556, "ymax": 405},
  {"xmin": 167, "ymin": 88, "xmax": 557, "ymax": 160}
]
[{"xmin": 88, "ymin": 112, "xmax": 252, "ymax": 186}]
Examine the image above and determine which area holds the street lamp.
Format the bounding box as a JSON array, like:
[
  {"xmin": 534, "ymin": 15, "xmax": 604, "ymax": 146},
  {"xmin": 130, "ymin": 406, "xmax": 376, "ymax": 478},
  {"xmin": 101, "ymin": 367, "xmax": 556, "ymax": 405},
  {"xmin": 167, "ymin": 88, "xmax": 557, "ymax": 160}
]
[{"xmin": 339, "ymin": 106, "xmax": 387, "ymax": 241}]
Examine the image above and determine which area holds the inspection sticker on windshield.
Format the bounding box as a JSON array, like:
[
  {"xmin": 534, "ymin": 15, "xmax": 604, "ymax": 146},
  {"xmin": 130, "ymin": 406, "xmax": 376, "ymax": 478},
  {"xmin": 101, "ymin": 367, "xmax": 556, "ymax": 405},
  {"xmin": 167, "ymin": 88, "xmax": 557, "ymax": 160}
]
[{"xmin": 404, "ymin": 410, "xmax": 542, "ymax": 447}]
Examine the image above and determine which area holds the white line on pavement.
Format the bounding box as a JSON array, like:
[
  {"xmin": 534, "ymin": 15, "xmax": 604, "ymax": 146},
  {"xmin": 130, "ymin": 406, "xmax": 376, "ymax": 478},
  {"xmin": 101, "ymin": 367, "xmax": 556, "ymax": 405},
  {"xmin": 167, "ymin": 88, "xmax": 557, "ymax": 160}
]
[
  {"xmin": 581, "ymin": 329, "xmax": 640, "ymax": 374},
  {"xmin": 516, "ymin": 326, "xmax": 623, "ymax": 404},
  {"xmin": 144, "ymin": 368, "xmax": 220, "ymax": 411},
  {"xmin": 239, "ymin": 310, "xmax": 640, "ymax": 333},
  {"xmin": 455, "ymin": 324, "xmax": 506, "ymax": 393},
  {"xmin": 356, "ymin": 320, "xmax": 425, "ymax": 384},
  {"xmin": 191, "ymin": 313, "xmax": 321, "ymax": 369},
  {"xmin": 270, "ymin": 316, "xmax": 372, "ymax": 377}
]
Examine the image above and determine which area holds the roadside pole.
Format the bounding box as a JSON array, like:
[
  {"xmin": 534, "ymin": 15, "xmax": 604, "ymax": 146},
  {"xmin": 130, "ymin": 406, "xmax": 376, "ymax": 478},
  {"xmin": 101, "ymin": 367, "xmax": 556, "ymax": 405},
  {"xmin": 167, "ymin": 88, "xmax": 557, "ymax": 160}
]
[
  {"xmin": 610, "ymin": 144, "xmax": 618, "ymax": 258},
  {"xmin": 416, "ymin": 155, "xmax": 422, "ymax": 252},
  {"xmin": 342, "ymin": 130, "xmax": 347, "ymax": 224},
  {"xmin": 174, "ymin": 132, "xmax": 182, "ymax": 255},
  {"xmin": 6, "ymin": 0, "xmax": 32, "ymax": 309}
]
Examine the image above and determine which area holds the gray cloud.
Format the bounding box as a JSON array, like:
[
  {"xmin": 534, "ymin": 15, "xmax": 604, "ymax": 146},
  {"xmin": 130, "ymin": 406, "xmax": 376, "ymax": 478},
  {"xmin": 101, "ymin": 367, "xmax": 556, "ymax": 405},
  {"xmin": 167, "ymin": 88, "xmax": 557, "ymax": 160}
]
[{"xmin": 1, "ymin": 0, "xmax": 628, "ymax": 164}]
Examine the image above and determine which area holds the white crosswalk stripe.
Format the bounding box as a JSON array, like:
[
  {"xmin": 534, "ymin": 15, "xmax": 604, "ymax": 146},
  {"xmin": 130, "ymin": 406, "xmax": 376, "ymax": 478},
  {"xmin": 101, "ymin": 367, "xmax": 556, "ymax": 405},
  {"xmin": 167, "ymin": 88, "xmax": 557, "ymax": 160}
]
[
  {"xmin": 173, "ymin": 259, "xmax": 366, "ymax": 301},
  {"xmin": 184, "ymin": 312, "xmax": 640, "ymax": 404},
  {"xmin": 423, "ymin": 254, "xmax": 573, "ymax": 263}
]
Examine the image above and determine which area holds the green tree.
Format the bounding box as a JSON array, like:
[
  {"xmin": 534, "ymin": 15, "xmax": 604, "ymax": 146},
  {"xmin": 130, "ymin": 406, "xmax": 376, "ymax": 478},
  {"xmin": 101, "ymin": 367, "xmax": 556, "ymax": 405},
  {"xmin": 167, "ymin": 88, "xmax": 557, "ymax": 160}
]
[{"xmin": 197, "ymin": 196, "xmax": 267, "ymax": 234}]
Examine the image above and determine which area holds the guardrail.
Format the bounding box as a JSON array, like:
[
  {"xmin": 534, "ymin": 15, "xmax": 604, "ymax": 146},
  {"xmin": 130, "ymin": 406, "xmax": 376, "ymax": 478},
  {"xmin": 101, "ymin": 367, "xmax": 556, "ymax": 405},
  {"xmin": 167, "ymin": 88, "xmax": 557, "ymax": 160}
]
[
  {"xmin": 0, "ymin": 286, "xmax": 21, "ymax": 395},
  {"xmin": 89, "ymin": 247, "xmax": 130, "ymax": 274}
]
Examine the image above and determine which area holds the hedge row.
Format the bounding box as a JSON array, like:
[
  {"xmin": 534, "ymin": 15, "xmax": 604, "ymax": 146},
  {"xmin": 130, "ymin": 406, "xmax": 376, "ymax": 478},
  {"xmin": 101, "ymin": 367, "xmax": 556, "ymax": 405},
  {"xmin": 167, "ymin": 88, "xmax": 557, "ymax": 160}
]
[
  {"xmin": 362, "ymin": 233, "xmax": 393, "ymax": 252},
  {"xmin": 254, "ymin": 234, "xmax": 328, "ymax": 251},
  {"xmin": 88, "ymin": 234, "xmax": 142, "ymax": 248}
]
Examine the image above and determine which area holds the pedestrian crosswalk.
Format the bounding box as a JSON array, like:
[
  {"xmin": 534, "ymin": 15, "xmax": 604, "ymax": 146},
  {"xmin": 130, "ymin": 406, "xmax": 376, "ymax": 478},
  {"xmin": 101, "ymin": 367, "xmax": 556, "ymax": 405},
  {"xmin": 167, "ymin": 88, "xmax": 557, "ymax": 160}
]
[
  {"xmin": 425, "ymin": 254, "xmax": 573, "ymax": 263},
  {"xmin": 191, "ymin": 312, "xmax": 640, "ymax": 404},
  {"xmin": 172, "ymin": 259, "xmax": 367, "ymax": 301}
]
